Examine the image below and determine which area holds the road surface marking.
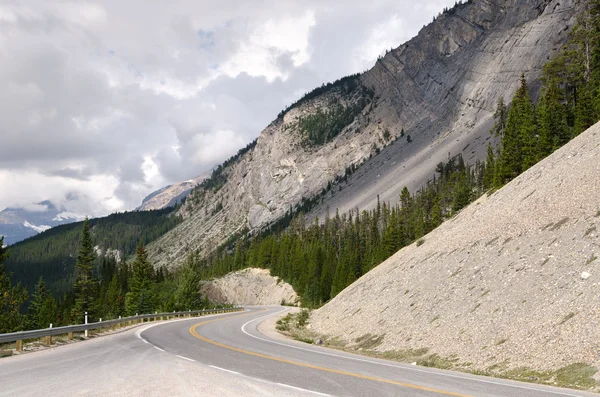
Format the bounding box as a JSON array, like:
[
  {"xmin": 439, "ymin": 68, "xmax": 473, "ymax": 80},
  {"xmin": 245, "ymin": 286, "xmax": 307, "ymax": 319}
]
[
  {"xmin": 154, "ymin": 346, "xmax": 165, "ymax": 352},
  {"xmin": 240, "ymin": 310, "xmax": 584, "ymax": 397},
  {"xmin": 209, "ymin": 365, "xmax": 241, "ymax": 375},
  {"xmin": 276, "ymin": 383, "xmax": 331, "ymax": 396},
  {"xmin": 176, "ymin": 355, "xmax": 195, "ymax": 362},
  {"xmin": 189, "ymin": 310, "xmax": 472, "ymax": 397}
]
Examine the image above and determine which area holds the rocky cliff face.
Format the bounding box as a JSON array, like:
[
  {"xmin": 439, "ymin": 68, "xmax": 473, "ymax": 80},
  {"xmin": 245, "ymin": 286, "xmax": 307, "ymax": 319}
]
[
  {"xmin": 137, "ymin": 172, "xmax": 210, "ymax": 211},
  {"xmin": 148, "ymin": 0, "xmax": 578, "ymax": 269},
  {"xmin": 309, "ymin": 121, "xmax": 600, "ymax": 374}
]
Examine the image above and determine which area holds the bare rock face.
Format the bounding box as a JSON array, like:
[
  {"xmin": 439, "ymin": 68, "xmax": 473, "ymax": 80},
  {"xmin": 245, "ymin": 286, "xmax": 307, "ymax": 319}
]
[
  {"xmin": 200, "ymin": 268, "xmax": 298, "ymax": 306},
  {"xmin": 309, "ymin": 121, "xmax": 600, "ymax": 372},
  {"xmin": 137, "ymin": 172, "xmax": 210, "ymax": 211},
  {"xmin": 148, "ymin": 0, "xmax": 578, "ymax": 269}
]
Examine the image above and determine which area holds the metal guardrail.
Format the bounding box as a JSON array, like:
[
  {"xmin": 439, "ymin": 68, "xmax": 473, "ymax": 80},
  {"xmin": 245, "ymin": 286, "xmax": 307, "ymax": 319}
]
[{"xmin": 0, "ymin": 307, "xmax": 243, "ymax": 348}]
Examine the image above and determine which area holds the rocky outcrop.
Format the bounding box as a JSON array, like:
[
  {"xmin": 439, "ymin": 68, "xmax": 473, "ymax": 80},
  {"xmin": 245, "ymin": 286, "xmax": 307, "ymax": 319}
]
[
  {"xmin": 148, "ymin": 0, "xmax": 578, "ymax": 269},
  {"xmin": 137, "ymin": 172, "xmax": 210, "ymax": 211},
  {"xmin": 200, "ymin": 268, "xmax": 298, "ymax": 306},
  {"xmin": 309, "ymin": 121, "xmax": 600, "ymax": 372}
]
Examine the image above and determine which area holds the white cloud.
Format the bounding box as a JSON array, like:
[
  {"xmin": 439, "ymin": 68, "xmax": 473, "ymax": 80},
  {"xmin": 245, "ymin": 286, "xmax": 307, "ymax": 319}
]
[{"xmin": 0, "ymin": 0, "xmax": 457, "ymax": 216}]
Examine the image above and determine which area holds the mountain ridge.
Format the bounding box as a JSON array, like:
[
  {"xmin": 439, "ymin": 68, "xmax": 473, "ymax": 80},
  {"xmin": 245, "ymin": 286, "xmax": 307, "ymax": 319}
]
[{"xmin": 147, "ymin": 0, "xmax": 578, "ymax": 270}]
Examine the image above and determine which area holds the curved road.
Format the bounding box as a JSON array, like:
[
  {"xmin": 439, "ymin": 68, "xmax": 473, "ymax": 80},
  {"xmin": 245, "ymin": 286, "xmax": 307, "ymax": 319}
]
[{"xmin": 0, "ymin": 306, "xmax": 597, "ymax": 397}]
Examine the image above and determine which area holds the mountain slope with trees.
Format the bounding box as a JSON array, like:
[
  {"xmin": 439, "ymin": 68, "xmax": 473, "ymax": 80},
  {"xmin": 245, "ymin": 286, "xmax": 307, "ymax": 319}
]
[
  {"xmin": 3, "ymin": 208, "xmax": 182, "ymax": 298},
  {"xmin": 147, "ymin": 0, "xmax": 579, "ymax": 270}
]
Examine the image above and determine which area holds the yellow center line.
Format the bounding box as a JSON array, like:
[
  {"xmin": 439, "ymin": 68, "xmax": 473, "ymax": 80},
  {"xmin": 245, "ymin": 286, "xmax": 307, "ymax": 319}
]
[{"xmin": 189, "ymin": 309, "xmax": 473, "ymax": 397}]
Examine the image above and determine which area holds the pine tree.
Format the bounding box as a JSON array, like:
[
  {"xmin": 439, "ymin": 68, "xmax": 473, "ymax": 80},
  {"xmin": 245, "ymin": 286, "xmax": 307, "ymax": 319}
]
[
  {"xmin": 174, "ymin": 253, "xmax": 203, "ymax": 311},
  {"xmin": 482, "ymin": 143, "xmax": 496, "ymax": 191},
  {"xmin": 125, "ymin": 242, "xmax": 156, "ymax": 315},
  {"xmin": 27, "ymin": 277, "xmax": 58, "ymax": 329},
  {"xmin": 498, "ymin": 75, "xmax": 536, "ymax": 184},
  {"xmin": 0, "ymin": 237, "xmax": 28, "ymax": 333},
  {"xmin": 491, "ymin": 97, "xmax": 508, "ymax": 137},
  {"xmin": 71, "ymin": 218, "xmax": 98, "ymax": 323}
]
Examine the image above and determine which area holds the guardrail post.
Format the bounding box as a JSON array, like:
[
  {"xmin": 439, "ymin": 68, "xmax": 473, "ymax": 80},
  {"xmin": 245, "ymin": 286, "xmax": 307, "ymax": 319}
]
[
  {"xmin": 84, "ymin": 312, "xmax": 88, "ymax": 338},
  {"xmin": 45, "ymin": 323, "xmax": 53, "ymax": 345},
  {"xmin": 16, "ymin": 340, "xmax": 22, "ymax": 352},
  {"xmin": 68, "ymin": 332, "xmax": 73, "ymax": 340},
  {"xmin": 154, "ymin": 312, "xmax": 157, "ymax": 322},
  {"xmin": 119, "ymin": 316, "xmax": 122, "ymax": 329}
]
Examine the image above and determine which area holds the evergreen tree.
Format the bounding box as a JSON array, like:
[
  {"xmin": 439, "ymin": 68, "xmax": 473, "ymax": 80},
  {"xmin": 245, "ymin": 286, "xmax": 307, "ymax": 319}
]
[
  {"xmin": 491, "ymin": 97, "xmax": 508, "ymax": 137},
  {"xmin": 27, "ymin": 277, "xmax": 58, "ymax": 330},
  {"xmin": 174, "ymin": 253, "xmax": 203, "ymax": 311},
  {"xmin": 103, "ymin": 273, "xmax": 124, "ymax": 319},
  {"xmin": 71, "ymin": 218, "xmax": 98, "ymax": 323},
  {"xmin": 498, "ymin": 75, "xmax": 536, "ymax": 184},
  {"xmin": 0, "ymin": 237, "xmax": 28, "ymax": 333},
  {"xmin": 125, "ymin": 242, "xmax": 156, "ymax": 315},
  {"xmin": 482, "ymin": 143, "xmax": 496, "ymax": 191}
]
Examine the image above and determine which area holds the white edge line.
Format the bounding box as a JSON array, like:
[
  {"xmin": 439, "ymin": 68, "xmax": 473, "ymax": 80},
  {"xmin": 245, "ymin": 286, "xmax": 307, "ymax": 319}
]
[
  {"xmin": 209, "ymin": 365, "xmax": 241, "ymax": 375},
  {"xmin": 176, "ymin": 354, "xmax": 195, "ymax": 362},
  {"xmin": 241, "ymin": 308, "xmax": 585, "ymax": 397},
  {"xmin": 276, "ymin": 382, "xmax": 331, "ymax": 396},
  {"xmin": 154, "ymin": 346, "xmax": 165, "ymax": 352}
]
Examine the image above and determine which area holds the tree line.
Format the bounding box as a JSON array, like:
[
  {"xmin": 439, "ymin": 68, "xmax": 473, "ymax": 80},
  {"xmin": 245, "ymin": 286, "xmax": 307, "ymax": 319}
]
[
  {"xmin": 199, "ymin": 154, "xmax": 487, "ymax": 307},
  {"xmin": 4, "ymin": 208, "xmax": 182, "ymax": 299},
  {"xmin": 485, "ymin": 1, "xmax": 600, "ymax": 189},
  {"xmin": 0, "ymin": 219, "xmax": 211, "ymax": 333}
]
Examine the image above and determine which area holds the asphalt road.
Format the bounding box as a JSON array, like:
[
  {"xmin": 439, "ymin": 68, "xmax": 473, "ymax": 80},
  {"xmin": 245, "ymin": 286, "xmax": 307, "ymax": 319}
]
[{"xmin": 0, "ymin": 306, "xmax": 597, "ymax": 397}]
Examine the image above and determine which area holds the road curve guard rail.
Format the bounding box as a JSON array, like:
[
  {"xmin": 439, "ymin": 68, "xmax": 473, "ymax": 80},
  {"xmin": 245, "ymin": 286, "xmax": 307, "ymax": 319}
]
[{"xmin": 0, "ymin": 307, "xmax": 243, "ymax": 351}]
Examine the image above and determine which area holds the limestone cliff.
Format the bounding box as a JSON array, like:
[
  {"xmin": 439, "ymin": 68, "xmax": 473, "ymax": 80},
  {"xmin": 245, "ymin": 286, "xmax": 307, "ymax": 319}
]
[{"xmin": 148, "ymin": 0, "xmax": 578, "ymax": 269}]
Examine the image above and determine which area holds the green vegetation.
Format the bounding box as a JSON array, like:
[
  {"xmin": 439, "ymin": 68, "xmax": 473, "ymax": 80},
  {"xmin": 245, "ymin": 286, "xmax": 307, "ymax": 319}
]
[
  {"xmin": 71, "ymin": 219, "xmax": 99, "ymax": 323},
  {"xmin": 277, "ymin": 74, "xmax": 364, "ymax": 119},
  {"xmin": 199, "ymin": 154, "xmax": 488, "ymax": 307},
  {"xmin": 4, "ymin": 208, "xmax": 182, "ymax": 298},
  {"xmin": 487, "ymin": 3, "xmax": 600, "ymax": 190},
  {"xmin": 193, "ymin": 139, "xmax": 257, "ymax": 194},
  {"xmin": 1, "ymin": 220, "xmax": 212, "ymax": 332},
  {"xmin": 298, "ymin": 103, "xmax": 364, "ymax": 147},
  {"xmin": 125, "ymin": 243, "xmax": 156, "ymax": 316},
  {"xmin": 0, "ymin": 237, "xmax": 28, "ymax": 333}
]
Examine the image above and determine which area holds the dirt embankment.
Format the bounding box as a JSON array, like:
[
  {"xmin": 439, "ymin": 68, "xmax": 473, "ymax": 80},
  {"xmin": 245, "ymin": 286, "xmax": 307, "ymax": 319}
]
[
  {"xmin": 309, "ymin": 122, "xmax": 600, "ymax": 377},
  {"xmin": 201, "ymin": 268, "xmax": 298, "ymax": 306}
]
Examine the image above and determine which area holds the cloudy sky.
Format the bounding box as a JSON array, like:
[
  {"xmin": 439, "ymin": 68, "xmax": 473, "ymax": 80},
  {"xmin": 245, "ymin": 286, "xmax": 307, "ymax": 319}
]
[{"xmin": 0, "ymin": 0, "xmax": 455, "ymax": 217}]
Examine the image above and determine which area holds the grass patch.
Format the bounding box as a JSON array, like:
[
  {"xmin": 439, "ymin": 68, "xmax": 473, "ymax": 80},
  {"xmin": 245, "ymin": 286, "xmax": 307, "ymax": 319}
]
[
  {"xmin": 584, "ymin": 226, "xmax": 596, "ymax": 237},
  {"xmin": 276, "ymin": 314, "xmax": 292, "ymax": 331},
  {"xmin": 354, "ymin": 333, "xmax": 385, "ymax": 350},
  {"xmin": 481, "ymin": 289, "xmax": 490, "ymax": 297},
  {"xmin": 293, "ymin": 335, "xmax": 314, "ymax": 344},
  {"xmin": 417, "ymin": 354, "xmax": 456, "ymax": 369},
  {"xmin": 471, "ymin": 302, "xmax": 481, "ymax": 312},
  {"xmin": 555, "ymin": 363, "xmax": 598, "ymax": 389},
  {"xmin": 450, "ymin": 267, "xmax": 462, "ymax": 278},
  {"xmin": 0, "ymin": 350, "xmax": 12, "ymax": 358},
  {"xmin": 430, "ymin": 315, "xmax": 440, "ymax": 324},
  {"xmin": 381, "ymin": 347, "xmax": 430, "ymax": 361},
  {"xmin": 495, "ymin": 338, "xmax": 508, "ymax": 346},
  {"xmin": 586, "ymin": 256, "xmax": 597, "ymax": 265},
  {"xmin": 416, "ymin": 238, "xmax": 425, "ymax": 247}
]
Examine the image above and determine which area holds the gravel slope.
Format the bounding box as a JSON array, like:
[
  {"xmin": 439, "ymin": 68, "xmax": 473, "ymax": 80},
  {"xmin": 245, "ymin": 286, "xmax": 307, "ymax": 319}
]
[
  {"xmin": 201, "ymin": 268, "xmax": 298, "ymax": 306},
  {"xmin": 310, "ymin": 121, "xmax": 600, "ymax": 373}
]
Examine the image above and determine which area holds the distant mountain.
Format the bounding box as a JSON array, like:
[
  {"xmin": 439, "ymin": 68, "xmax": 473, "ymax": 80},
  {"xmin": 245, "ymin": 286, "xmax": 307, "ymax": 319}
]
[
  {"xmin": 137, "ymin": 172, "xmax": 210, "ymax": 211},
  {"xmin": 0, "ymin": 201, "xmax": 81, "ymax": 245}
]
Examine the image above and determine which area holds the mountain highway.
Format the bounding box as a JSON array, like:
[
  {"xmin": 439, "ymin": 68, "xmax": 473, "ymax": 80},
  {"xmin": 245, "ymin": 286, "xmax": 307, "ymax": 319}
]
[{"xmin": 0, "ymin": 306, "xmax": 597, "ymax": 397}]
